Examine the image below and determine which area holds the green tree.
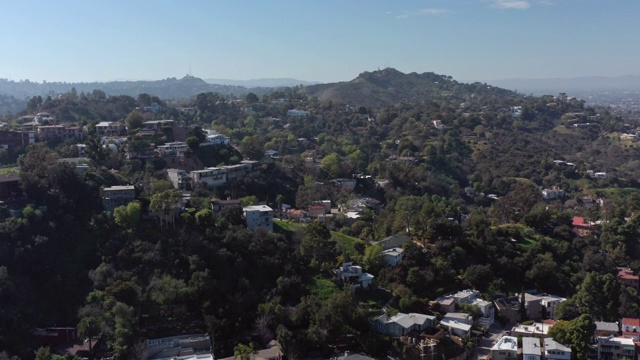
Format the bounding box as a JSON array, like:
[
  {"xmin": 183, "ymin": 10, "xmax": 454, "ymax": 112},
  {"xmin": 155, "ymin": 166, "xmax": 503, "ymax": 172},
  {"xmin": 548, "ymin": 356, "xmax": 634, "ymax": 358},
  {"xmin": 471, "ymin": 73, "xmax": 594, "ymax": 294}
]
[
  {"xmin": 150, "ymin": 189, "xmax": 183, "ymax": 229},
  {"xmin": 464, "ymin": 264, "xmax": 493, "ymax": 292},
  {"xmin": 575, "ymin": 272, "xmax": 620, "ymax": 321},
  {"xmin": 77, "ymin": 316, "xmax": 101, "ymax": 357},
  {"xmin": 547, "ymin": 314, "xmax": 595, "ymax": 359},
  {"xmin": 245, "ymin": 92, "xmax": 259, "ymax": 104},
  {"xmin": 300, "ymin": 221, "xmax": 337, "ymax": 269},
  {"xmin": 362, "ymin": 245, "xmax": 385, "ymax": 274},
  {"xmin": 34, "ymin": 347, "xmax": 51, "ymax": 360},
  {"xmin": 233, "ymin": 343, "xmax": 257, "ymax": 360},
  {"xmin": 126, "ymin": 111, "xmax": 144, "ymax": 130},
  {"xmin": 113, "ymin": 201, "xmax": 141, "ymax": 230},
  {"xmin": 321, "ymin": 153, "xmax": 343, "ymax": 178},
  {"xmin": 240, "ymin": 135, "xmax": 264, "ymax": 160}
]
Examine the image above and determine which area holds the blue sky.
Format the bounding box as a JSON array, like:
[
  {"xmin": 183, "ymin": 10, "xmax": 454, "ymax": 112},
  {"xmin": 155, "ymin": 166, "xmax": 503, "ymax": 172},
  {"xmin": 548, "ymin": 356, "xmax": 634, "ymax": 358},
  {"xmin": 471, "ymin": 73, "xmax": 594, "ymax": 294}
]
[{"xmin": 2, "ymin": 0, "xmax": 639, "ymax": 83}]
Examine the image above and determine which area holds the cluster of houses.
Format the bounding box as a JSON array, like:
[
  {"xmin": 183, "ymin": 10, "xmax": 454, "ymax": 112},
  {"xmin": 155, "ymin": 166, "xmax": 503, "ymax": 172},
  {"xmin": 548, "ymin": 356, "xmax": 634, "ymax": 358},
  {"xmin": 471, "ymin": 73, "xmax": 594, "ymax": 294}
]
[
  {"xmin": 489, "ymin": 317, "xmax": 640, "ymax": 360},
  {"xmin": 490, "ymin": 336, "xmax": 570, "ymax": 360},
  {"xmin": 369, "ymin": 288, "xmax": 497, "ymax": 341},
  {"xmin": 100, "ymin": 184, "xmax": 276, "ymax": 232}
]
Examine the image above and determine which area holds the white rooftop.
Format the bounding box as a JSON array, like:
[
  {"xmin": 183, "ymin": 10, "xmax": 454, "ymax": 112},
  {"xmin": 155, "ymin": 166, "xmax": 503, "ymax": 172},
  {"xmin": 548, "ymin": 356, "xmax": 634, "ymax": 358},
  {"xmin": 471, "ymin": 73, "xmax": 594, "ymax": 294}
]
[
  {"xmin": 104, "ymin": 185, "xmax": 135, "ymax": 191},
  {"xmin": 522, "ymin": 337, "xmax": 541, "ymax": 355},
  {"xmin": 382, "ymin": 248, "xmax": 404, "ymax": 256},
  {"xmin": 243, "ymin": 205, "xmax": 273, "ymax": 212},
  {"xmin": 491, "ymin": 336, "xmax": 518, "ymax": 351},
  {"xmin": 512, "ymin": 322, "xmax": 551, "ymax": 335},
  {"xmin": 543, "ymin": 338, "xmax": 571, "ymax": 353},
  {"xmin": 441, "ymin": 319, "xmax": 472, "ymax": 332},
  {"xmin": 381, "ymin": 312, "xmax": 436, "ymax": 329}
]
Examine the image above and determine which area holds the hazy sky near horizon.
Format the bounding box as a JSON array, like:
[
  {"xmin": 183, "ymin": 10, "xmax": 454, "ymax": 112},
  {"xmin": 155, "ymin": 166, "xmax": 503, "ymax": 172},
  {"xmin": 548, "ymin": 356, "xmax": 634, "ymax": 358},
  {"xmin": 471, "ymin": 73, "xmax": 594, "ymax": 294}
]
[{"xmin": 2, "ymin": 0, "xmax": 639, "ymax": 83}]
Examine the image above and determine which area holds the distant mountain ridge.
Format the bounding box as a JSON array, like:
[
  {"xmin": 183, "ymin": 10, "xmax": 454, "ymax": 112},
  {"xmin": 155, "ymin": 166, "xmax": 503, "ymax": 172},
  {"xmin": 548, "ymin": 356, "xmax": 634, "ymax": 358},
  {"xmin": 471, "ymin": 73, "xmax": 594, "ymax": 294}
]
[
  {"xmin": 482, "ymin": 75, "xmax": 640, "ymax": 95},
  {"xmin": 205, "ymin": 78, "xmax": 320, "ymax": 87},
  {"xmin": 0, "ymin": 75, "xmax": 272, "ymax": 100}
]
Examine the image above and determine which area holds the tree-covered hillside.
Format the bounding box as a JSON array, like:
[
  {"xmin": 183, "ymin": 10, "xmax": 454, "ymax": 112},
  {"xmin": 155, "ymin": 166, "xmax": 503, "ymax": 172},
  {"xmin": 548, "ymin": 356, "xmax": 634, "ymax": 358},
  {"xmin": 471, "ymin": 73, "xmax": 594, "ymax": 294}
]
[{"xmin": 2, "ymin": 69, "xmax": 640, "ymax": 360}]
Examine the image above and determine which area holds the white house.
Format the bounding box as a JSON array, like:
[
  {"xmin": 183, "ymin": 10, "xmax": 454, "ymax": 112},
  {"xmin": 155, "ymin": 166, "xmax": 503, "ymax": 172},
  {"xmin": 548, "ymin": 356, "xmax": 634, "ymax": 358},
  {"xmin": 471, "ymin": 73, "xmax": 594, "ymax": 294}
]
[
  {"xmin": 511, "ymin": 322, "xmax": 552, "ymax": 338},
  {"xmin": 491, "ymin": 336, "xmax": 518, "ymax": 360},
  {"xmin": 449, "ymin": 289, "xmax": 495, "ymax": 324},
  {"xmin": 201, "ymin": 130, "xmax": 230, "ymax": 146},
  {"xmin": 190, "ymin": 168, "xmax": 227, "ymax": 188},
  {"xmin": 372, "ymin": 312, "xmax": 437, "ymax": 336},
  {"xmin": 536, "ymin": 293, "xmax": 566, "ymax": 319},
  {"xmin": 543, "ymin": 338, "xmax": 571, "ymax": 360},
  {"xmin": 440, "ymin": 318, "xmax": 472, "ymax": 338},
  {"xmin": 334, "ymin": 262, "xmax": 374, "ymax": 289},
  {"xmin": 443, "ymin": 312, "xmax": 472, "ymax": 325},
  {"xmin": 433, "ymin": 120, "xmax": 446, "ymax": 130},
  {"xmin": 157, "ymin": 141, "xmax": 189, "ymax": 156},
  {"xmin": 382, "ymin": 247, "xmax": 404, "ymax": 267},
  {"xmin": 510, "ymin": 106, "xmax": 522, "ymax": 118},
  {"xmin": 542, "ymin": 187, "xmax": 566, "ymax": 200},
  {"xmin": 243, "ymin": 205, "xmax": 273, "ymax": 232},
  {"xmin": 522, "ymin": 337, "xmax": 542, "ymax": 360},
  {"xmin": 287, "ymin": 109, "xmax": 309, "ymax": 117}
]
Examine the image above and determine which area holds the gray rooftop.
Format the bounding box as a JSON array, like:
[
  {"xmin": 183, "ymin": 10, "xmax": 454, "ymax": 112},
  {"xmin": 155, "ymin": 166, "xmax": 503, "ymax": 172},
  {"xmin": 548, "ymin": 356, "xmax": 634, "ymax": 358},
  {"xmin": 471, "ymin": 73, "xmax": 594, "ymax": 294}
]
[{"xmin": 522, "ymin": 337, "xmax": 541, "ymax": 355}]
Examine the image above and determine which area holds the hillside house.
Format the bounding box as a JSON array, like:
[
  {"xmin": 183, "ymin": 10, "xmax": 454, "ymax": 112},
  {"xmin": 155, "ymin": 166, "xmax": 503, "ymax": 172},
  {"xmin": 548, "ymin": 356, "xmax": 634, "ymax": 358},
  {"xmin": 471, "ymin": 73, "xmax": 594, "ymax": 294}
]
[
  {"xmin": 157, "ymin": 141, "xmax": 189, "ymax": 156},
  {"xmin": 167, "ymin": 169, "xmax": 189, "ymax": 190},
  {"xmin": 572, "ymin": 216, "xmax": 595, "ymax": 237},
  {"xmin": 210, "ymin": 198, "xmax": 241, "ymax": 212},
  {"xmin": 440, "ymin": 319, "xmax": 472, "ymax": 338},
  {"xmin": 522, "ymin": 337, "xmax": 542, "ymax": 360},
  {"xmin": 145, "ymin": 334, "xmax": 211, "ymax": 360},
  {"xmin": 335, "ymin": 262, "xmax": 374, "ymax": 289},
  {"xmin": 0, "ymin": 174, "xmax": 22, "ymax": 201},
  {"xmin": 37, "ymin": 125, "xmax": 84, "ymax": 142},
  {"xmin": 372, "ymin": 235, "xmax": 411, "ymax": 251},
  {"xmin": 243, "ymin": 205, "xmax": 273, "ymax": 231},
  {"xmin": 190, "ymin": 168, "xmax": 227, "ymax": 188},
  {"xmin": 511, "ymin": 322, "xmax": 552, "ymax": 338},
  {"xmin": 101, "ymin": 185, "xmax": 136, "ymax": 212},
  {"xmin": 589, "ymin": 336, "xmax": 635, "ymax": 360},
  {"xmin": 441, "ymin": 312, "xmax": 473, "ymax": 338},
  {"xmin": 494, "ymin": 297, "xmax": 521, "ymax": 325},
  {"xmin": 542, "ymin": 187, "xmax": 566, "ymax": 200},
  {"xmin": 372, "ymin": 312, "xmax": 437, "ymax": 336},
  {"xmin": 595, "ymin": 321, "xmax": 620, "ymax": 337},
  {"xmin": 621, "ymin": 318, "xmax": 640, "ymax": 335},
  {"xmin": 382, "ymin": 247, "xmax": 404, "ymax": 267},
  {"xmin": 201, "ymin": 130, "xmax": 230, "ymax": 146},
  {"xmin": 287, "ymin": 109, "xmax": 309, "ymax": 117},
  {"xmin": 143, "ymin": 120, "xmax": 174, "ymax": 131},
  {"xmin": 510, "ymin": 106, "xmax": 522, "ymax": 118},
  {"xmin": 543, "ymin": 338, "xmax": 571, "ymax": 360},
  {"xmin": 0, "ymin": 130, "xmax": 35, "ymax": 149},
  {"xmin": 448, "ymin": 289, "xmax": 495, "ymax": 323},
  {"xmin": 433, "ymin": 120, "xmax": 446, "ymax": 130},
  {"xmin": 491, "ymin": 336, "xmax": 518, "ymax": 360},
  {"xmin": 95, "ymin": 121, "xmax": 125, "ymax": 136},
  {"xmin": 617, "ymin": 267, "xmax": 640, "ymax": 291},
  {"xmin": 332, "ymin": 178, "xmax": 357, "ymax": 190},
  {"xmin": 308, "ymin": 204, "xmax": 327, "ymax": 218}
]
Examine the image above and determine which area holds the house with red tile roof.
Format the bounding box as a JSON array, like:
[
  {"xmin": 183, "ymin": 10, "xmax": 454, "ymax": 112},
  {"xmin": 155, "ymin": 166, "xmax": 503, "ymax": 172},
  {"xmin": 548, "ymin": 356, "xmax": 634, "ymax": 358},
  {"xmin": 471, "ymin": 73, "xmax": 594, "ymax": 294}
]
[
  {"xmin": 617, "ymin": 267, "xmax": 640, "ymax": 291},
  {"xmin": 622, "ymin": 318, "xmax": 640, "ymax": 333},
  {"xmin": 572, "ymin": 216, "xmax": 595, "ymax": 237}
]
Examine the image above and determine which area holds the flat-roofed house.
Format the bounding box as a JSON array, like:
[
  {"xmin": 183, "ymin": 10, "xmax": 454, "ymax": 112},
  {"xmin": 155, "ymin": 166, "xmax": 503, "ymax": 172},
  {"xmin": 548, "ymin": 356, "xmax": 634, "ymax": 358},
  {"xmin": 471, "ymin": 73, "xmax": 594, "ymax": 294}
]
[{"xmin": 102, "ymin": 185, "xmax": 136, "ymax": 212}]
